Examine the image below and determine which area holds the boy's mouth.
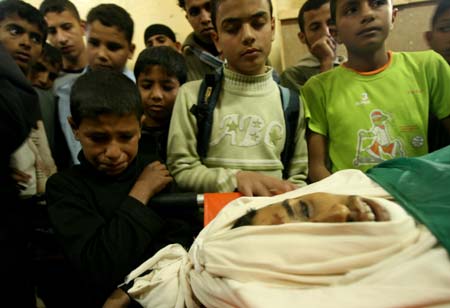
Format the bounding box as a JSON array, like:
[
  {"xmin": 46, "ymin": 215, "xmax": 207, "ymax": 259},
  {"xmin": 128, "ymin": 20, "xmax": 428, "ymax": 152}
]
[
  {"xmin": 241, "ymin": 48, "xmax": 261, "ymax": 56},
  {"xmin": 93, "ymin": 64, "xmax": 113, "ymax": 70},
  {"xmin": 360, "ymin": 198, "xmax": 390, "ymax": 221},
  {"xmin": 61, "ymin": 45, "xmax": 74, "ymax": 54},
  {"xmin": 14, "ymin": 52, "xmax": 31, "ymax": 63},
  {"xmin": 357, "ymin": 26, "xmax": 382, "ymax": 36},
  {"xmin": 201, "ymin": 27, "xmax": 215, "ymax": 34},
  {"xmin": 101, "ymin": 161, "xmax": 128, "ymax": 174}
]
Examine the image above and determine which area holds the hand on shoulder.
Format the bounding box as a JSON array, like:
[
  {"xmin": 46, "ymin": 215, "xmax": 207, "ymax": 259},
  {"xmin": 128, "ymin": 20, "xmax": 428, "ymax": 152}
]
[{"xmin": 129, "ymin": 161, "xmax": 173, "ymax": 205}]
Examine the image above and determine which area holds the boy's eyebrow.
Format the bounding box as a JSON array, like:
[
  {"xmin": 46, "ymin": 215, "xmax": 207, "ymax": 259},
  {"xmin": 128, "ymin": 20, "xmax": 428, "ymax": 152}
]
[
  {"xmin": 140, "ymin": 77, "xmax": 179, "ymax": 84},
  {"xmin": 281, "ymin": 200, "xmax": 295, "ymax": 218},
  {"xmin": 221, "ymin": 11, "xmax": 269, "ymax": 25},
  {"xmin": 5, "ymin": 22, "xmax": 43, "ymax": 40},
  {"xmin": 338, "ymin": 0, "xmax": 359, "ymax": 7}
]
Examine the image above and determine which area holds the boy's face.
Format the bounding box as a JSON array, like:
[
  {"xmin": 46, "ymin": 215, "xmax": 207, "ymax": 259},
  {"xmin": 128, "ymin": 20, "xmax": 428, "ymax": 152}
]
[
  {"xmin": 86, "ymin": 20, "xmax": 135, "ymax": 72},
  {"xmin": 0, "ymin": 14, "xmax": 44, "ymax": 73},
  {"xmin": 425, "ymin": 10, "xmax": 450, "ymax": 64},
  {"xmin": 45, "ymin": 10, "xmax": 85, "ymax": 64},
  {"xmin": 28, "ymin": 57, "xmax": 61, "ymax": 89},
  {"xmin": 71, "ymin": 113, "xmax": 141, "ymax": 176},
  {"xmin": 334, "ymin": 0, "xmax": 395, "ymax": 56},
  {"xmin": 213, "ymin": 0, "xmax": 275, "ymax": 75},
  {"xmin": 137, "ymin": 65, "xmax": 180, "ymax": 127},
  {"xmin": 185, "ymin": 0, "xmax": 215, "ymax": 43},
  {"xmin": 251, "ymin": 193, "xmax": 390, "ymax": 225},
  {"xmin": 299, "ymin": 3, "xmax": 336, "ymax": 49},
  {"xmin": 146, "ymin": 34, "xmax": 181, "ymax": 51}
]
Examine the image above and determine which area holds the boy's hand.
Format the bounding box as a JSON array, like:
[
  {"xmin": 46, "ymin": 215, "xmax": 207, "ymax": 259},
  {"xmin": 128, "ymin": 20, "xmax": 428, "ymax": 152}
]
[
  {"xmin": 11, "ymin": 169, "xmax": 31, "ymax": 184},
  {"xmin": 236, "ymin": 171, "xmax": 297, "ymax": 197},
  {"xmin": 103, "ymin": 288, "xmax": 130, "ymax": 308},
  {"xmin": 11, "ymin": 169, "xmax": 31, "ymax": 190},
  {"xmin": 129, "ymin": 161, "xmax": 173, "ymax": 205},
  {"xmin": 310, "ymin": 35, "xmax": 336, "ymax": 72}
]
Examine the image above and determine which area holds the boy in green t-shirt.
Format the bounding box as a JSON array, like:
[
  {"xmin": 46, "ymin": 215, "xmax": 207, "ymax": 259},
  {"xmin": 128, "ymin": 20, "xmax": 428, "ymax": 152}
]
[
  {"xmin": 302, "ymin": 0, "xmax": 450, "ymax": 182},
  {"xmin": 167, "ymin": 0, "xmax": 308, "ymax": 197}
]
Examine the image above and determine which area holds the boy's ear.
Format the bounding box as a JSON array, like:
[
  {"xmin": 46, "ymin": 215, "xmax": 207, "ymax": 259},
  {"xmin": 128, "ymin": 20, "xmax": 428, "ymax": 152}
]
[
  {"xmin": 80, "ymin": 19, "xmax": 87, "ymax": 35},
  {"xmin": 175, "ymin": 41, "xmax": 182, "ymax": 52},
  {"xmin": 128, "ymin": 43, "xmax": 136, "ymax": 60},
  {"xmin": 335, "ymin": 30, "xmax": 342, "ymax": 44},
  {"xmin": 391, "ymin": 7, "xmax": 398, "ymax": 28},
  {"xmin": 424, "ymin": 31, "xmax": 433, "ymax": 47},
  {"xmin": 68, "ymin": 116, "xmax": 79, "ymax": 140},
  {"xmin": 211, "ymin": 31, "xmax": 222, "ymax": 54},
  {"xmin": 271, "ymin": 17, "xmax": 275, "ymax": 41},
  {"xmin": 297, "ymin": 31, "xmax": 306, "ymax": 45}
]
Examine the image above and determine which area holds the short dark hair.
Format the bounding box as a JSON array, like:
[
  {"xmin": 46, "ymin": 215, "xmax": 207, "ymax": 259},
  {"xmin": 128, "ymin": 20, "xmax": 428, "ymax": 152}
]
[
  {"xmin": 0, "ymin": 0, "xmax": 47, "ymax": 44},
  {"xmin": 41, "ymin": 43, "xmax": 62, "ymax": 67},
  {"xmin": 298, "ymin": 0, "xmax": 330, "ymax": 32},
  {"xmin": 210, "ymin": 0, "xmax": 273, "ymax": 29},
  {"xmin": 86, "ymin": 4, "xmax": 134, "ymax": 43},
  {"xmin": 70, "ymin": 70, "xmax": 142, "ymax": 127},
  {"xmin": 39, "ymin": 0, "xmax": 81, "ymax": 21},
  {"xmin": 178, "ymin": 0, "xmax": 186, "ymax": 9},
  {"xmin": 231, "ymin": 208, "xmax": 257, "ymax": 228},
  {"xmin": 330, "ymin": 0, "xmax": 339, "ymax": 23},
  {"xmin": 431, "ymin": 0, "xmax": 450, "ymax": 28},
  {"xmin": 144, "ymin": 24, "xmax": 177, "ymax": 44},
  {"xmin": 134, "ymin": 46, "xmax": 187, "ymax": 85}
]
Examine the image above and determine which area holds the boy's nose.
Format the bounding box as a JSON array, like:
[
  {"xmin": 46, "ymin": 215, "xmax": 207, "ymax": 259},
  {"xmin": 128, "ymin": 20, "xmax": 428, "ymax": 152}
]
[
  {"xmin": 241, "ymin": 23, "xmax": 256, "ymax": 45},
  {"xmin": 312, "ymin": 204, "xmax": 350, "ymax": 223},
  {"xmin": 360, "ymin": 2, "xmax": 376, "ymax": 23},
  {"xmin": 199, "ymin": 8, "xmax": 212, "ymax": 24},
  {"xmin": 150, "ymin": 86, "xmax": 163, "ymax": 101},
  {"xmin": 322, "ymin": 24, "xmax": 331, "ymax": 37},
  {"xmin": 37, "ymin": 72, "xmax": 50, "ymax": 89},
  {"xmin": 19, "ymin": 35, "xmax": 32, "ymax": 50},
  {"xmin": 56, "ymin": 30, "xmax": 68, "ymax": 45},
  {"xmin": 96, "ymin": 46, "xmax": 109, "ymax": 62},
  {"xmin": 104, "ymin": 142, "xmax": 122, "ymax": 160}
]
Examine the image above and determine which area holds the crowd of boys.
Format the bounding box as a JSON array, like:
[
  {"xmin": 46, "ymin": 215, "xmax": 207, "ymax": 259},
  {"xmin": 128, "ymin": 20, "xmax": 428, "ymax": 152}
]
[{"xmin": 1, "ymin": 0, "xmax": 449, "ymax": 306}]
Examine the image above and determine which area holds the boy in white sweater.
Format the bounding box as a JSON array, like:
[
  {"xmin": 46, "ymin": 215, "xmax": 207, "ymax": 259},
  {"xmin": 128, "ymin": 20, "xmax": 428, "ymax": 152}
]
[{"xmin": 167, "ymin": 0, "xmax": 308, "ymax": 196}]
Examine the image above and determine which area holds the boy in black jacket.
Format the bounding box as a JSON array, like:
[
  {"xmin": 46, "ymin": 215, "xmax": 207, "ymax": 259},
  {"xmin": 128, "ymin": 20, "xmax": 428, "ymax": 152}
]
[
  {"xmin": 46, "ymin": 69, "xmax": 193, "ymax": 307},
  {"xmin": 134, "ymin": 46, "xmax": 187, "ymax": 163}
]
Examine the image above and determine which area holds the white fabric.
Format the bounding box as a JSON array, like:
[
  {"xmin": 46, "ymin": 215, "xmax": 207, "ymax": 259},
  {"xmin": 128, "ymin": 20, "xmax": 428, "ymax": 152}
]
[
  {"xmin": 126, "ymin": 170, "xmax": 450, "ymax": 308},
  {"xmin": 10, "ymin": 120, "xmax": 57, "ymax": 196}
]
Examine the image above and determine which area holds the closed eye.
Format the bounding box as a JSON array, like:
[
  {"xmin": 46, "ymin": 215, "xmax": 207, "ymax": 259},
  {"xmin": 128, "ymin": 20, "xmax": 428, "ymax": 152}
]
[{"xmin": 300, "ymin": 201, "xmax": 310, "ymax": 218}]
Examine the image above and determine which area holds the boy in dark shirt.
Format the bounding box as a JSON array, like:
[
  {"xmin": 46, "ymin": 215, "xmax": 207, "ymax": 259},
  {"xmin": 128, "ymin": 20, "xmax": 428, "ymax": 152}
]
[
  {"xmin": 46, "ymin": 69, "xmax": 193, "ymax": 307},
  {"xmin": 425, "ymin": 0, "xmax": 450, "ymax": 152},
  {"xmin": 134, "ymin": 46, "xmax": 187, "ymax": 163}
]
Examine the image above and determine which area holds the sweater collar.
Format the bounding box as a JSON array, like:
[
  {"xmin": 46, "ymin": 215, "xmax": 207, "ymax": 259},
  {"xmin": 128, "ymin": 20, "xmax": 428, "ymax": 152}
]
[{"xmin": 223, "ymin": 65, "xmax": 275, "ymax": 93}]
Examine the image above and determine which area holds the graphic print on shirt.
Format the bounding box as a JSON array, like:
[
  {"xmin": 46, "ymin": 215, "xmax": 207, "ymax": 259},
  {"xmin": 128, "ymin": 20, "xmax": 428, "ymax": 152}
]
[
  {"xmin": 210, "ymin": 114, "xmax": 284, "ymax": 148},
  {"xmin": 353, "ymin": 109, "xmax": 405, "ymax": 167},
  {"xmin": 355, "ymin": 92, "xmax": 371, "ymax": 106}
]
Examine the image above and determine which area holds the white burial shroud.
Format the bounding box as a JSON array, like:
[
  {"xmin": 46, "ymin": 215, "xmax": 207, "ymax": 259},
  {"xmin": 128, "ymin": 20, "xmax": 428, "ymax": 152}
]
[{"xmin": 125, "ymin": 169, "xmax": 450, "ymax": 308}]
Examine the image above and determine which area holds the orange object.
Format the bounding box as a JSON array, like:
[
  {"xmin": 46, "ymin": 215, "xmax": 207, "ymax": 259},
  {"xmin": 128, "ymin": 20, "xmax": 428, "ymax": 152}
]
[{"xmin": 203, "ymin": 192, "xmax": 242, "ymax": 226}]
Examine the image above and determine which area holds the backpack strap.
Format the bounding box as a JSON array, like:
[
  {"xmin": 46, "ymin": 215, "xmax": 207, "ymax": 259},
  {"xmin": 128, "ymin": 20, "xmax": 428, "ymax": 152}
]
[
  {"xmin": 189, "ymin": 68, "xmax": 224, "ymax": 160},
  {"xmin": 278, "ymin": 85, "xmax": 300, "ymax": 179}
]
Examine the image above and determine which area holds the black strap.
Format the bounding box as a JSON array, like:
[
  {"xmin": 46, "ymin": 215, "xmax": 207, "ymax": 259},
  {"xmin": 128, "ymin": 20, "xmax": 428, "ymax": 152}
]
[
  {"xmin": 190, "ymin": 68, "xmax": 224, "ymax": 159},
  {"xmin": 278, "ymin": 85, "xmax": 300, "ymax": 179}
]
